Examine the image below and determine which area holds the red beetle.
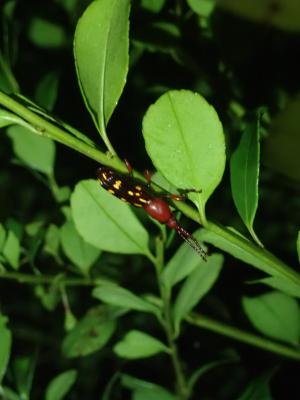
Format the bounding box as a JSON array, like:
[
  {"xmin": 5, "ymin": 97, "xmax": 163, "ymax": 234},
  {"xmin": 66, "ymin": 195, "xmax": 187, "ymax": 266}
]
[{"xmin": 97, "ymin": 164, "xmax": 207, "ymax": 261}]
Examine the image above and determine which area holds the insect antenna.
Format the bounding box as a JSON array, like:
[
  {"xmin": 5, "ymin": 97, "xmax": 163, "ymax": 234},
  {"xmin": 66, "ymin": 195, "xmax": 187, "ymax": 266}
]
[{"xmin": 175, "ymin": 225, "xmax": 207, "ymax": 261}]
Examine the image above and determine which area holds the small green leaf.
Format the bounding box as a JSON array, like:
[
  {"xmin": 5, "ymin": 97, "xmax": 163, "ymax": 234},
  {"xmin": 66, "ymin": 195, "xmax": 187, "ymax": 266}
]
[
  {"xmin": 187, "ymin": 0, "xmax": 216, "ymax": 17},
  {"xmin": 161, "ymin": 230, "xmax": 206, "ymax": 290},
  {"xmin": 230, "ymin": 117, "xmax": 262, "ymax": 245},
  {"xmin": 114, "ymin": 330, "xmax": 169, "ymax": 359},
  {"xmin": 7, "ymin": 125, "xmax": 55, "ymax": 175},
  {"xmin": 0, "ymin": 315, "xmax": 12, "ymax": 385},
  {"xmin": 44, "ymin": 224, "xmax": 60, "ymax": 261},
  {"xmin": 143, "ymin": 90, "xmax": 225, "ymax": 221},
  {"xmin": 71, "ymin": 180, "xmax": 150, "ymax": 256},
  {"xmin": 13, "ymin": 353, "xmax": 37, "ymax": 398},
  {"xmin": 60, "ymin": 219, "xmax": 100, "ymax": 274},
  {"xmin": 237, "ymin": 369, "xmax": 275, "ymax": 400},
  {"xmin": 35, "ymin": 71, "xmax": 60, "ymax": 111},
  {"xmin": 140, "ymin": 0, "xmax": 166, "ymax": 13},
  {"xmin": 34, "ymin": 284, "xmax": 60, "ymax": 311},
  {"xmin": 121, "ymin": 374, "xmax": 176, "ymax": 400},
  {"xmin": 2, "ymin": 229, "xmax": 20, "ymax": 269},
  {"xmin": 173, "ymin": 254, "xmax": 223, "ymax": 335},
  {"xmin": 28, "ymin": 17, "xmax": 67, "ymax": 48},
  {"xmin": 45, "ymin": 370, "xmax": 77, "ymax": 400},
  {"xmin": 74, "ymin": 0, "xmax": 130, "ymax": 148},
  {"xmin": 242, "ymin": 291, "xmax": 300, "ymax": 346},
  {"xmin": 62, "ymin": 306, "xmax": 116, "ymax": 358},
  {"xmin": 93, "ymin": 285, "xmax": 160, "ymax": 316}
]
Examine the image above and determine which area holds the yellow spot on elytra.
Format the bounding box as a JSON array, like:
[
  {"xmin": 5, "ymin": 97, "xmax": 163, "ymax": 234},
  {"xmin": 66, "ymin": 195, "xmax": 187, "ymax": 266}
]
[
  {"xmin": 102, "ymin": 172, "xmax": 107, "ymax": 180},
  {"xmin": 135, "ymin": 185, "xmax": 142, "ymax": 191},
  {"xmin": 134, "ymin": 203, "xmax": 143, "ymax": 207},
  {"xmin": 120, "ymin": 197, "xmax": 128, "ymax": 202},
  {"xmin": 113, "ymin": 180, "xmax": 122, "ymax": 190},
  {"xmin": 139, "ymin": 198, "xmax": 147, "ymax": 203},
  {"xmin": 108, "ymin": 189, "xmax": 115, "ymax": 194},
  {"xmin": 127, "ymin": 190, "xmax": 134, "ymax": 196},
  {"xmin": 135, "ymin": 192, "xmax": 141, "ymax": 197}
]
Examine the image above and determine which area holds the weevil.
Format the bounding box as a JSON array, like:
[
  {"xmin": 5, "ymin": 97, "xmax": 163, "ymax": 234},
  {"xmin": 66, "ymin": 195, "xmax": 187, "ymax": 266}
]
[{"xmin": 96, "ymin": 162, "xmax": 207, "ymax": 261}]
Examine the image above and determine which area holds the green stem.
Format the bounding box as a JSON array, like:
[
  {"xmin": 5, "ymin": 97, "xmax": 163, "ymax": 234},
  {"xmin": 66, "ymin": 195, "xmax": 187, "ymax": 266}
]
[
  {"xmin": 0, "ymin": 91, "xmax": 125, "ymax": 172},
  {"xmin": 155, "ymin": 238, "xmax": 190, "ymax": 400},
  {"xmin": 1, "ymin": 90, "xmax": 300, "ymax": 288},
  {"xmin": 0, "ymin": 271, "xmax": 112, "ymax": 286},
  {"xmin": 186, "ymin": 313, "xmax": 300, "ymax": 361}
]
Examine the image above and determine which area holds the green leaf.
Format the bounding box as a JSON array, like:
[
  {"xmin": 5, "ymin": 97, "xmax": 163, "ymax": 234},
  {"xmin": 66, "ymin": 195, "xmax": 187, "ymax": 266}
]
[
  {"xmin": 62, "ymin": 306, "xmax": 117, "ymax": 358},
  {"xmin": 44, "ymin": 224, "xmax": 60, "ymax": 261},
  {"xmin": 35, "ymin": 284, "xmax": 60, "ymax": 311},
  {"xmin": 237, "ymin": 369, "xmax": 275, "ymax": 400},
  {"xmin": 297, "ymin": 231, "xmax": 300, "ymax": 263},
  {"xmin": 199, "ymin": 227, "xmax": 299, "ymax": 283},
  {"xmin": 252, "ymin": 276, "xmax": 300, "ymax": 299},
  {"xmin": 2, "ymin": 229, "xmax": 20, "ymax": 269},
  {"xmin": 74, "ymin": 0, "xmax": 130, "ymax": 146},
  {"xmin": 173, "ymin": 254, "xmax": 223, "ymax": 335},
  {"xmin": 13, "ymin": 353, "xmax": 37, "ymax": 398},
  {"xmin": 242, "ymin": 291, "xmax": 300, "ymax": 346},
  {"xmin": 28, "ymin": 17, "xmax": 67, "ymax": 48},
  {"xmin": 161, "ymin": 230, "xmax": 206, "ymax": 290},
  {"xmin": 7, "ymin": 125, "xmax": 55, "ymax": 175},
  {"xmin": 93, "ymin": 285, "xmax": 160, "ymax": 316},
  {"xmin": 142, "ymin": 90, "xmax": 225, "ymax": 221},
  {"xmin": 60, "ymin": 219, "xmax": 100, "ymax": 274},
  {"xmin": 0, "ymin": 315, "xmax": 12, "ymax": 384},
  {"xmin": 45, "ymin": 370, "xmax": 77, "ymax": 400},
  {"xmin": 121, "ymin": 374, "xmax": 175, "ymax": 400},
  {"xmin": 230, "ymin": 117, "xmax": 262, "ymax": 245},
  {"xmin": 187, "ymin": 0, "xmax": 216, "ymax": 17},
  {"xmin": 71, "ymin": 180, "xmax": 150, "ymax": 256},
  {"xmin": 140, "ymin": 0, "xmax": 166, "ymax": 13},
  {"xmin": 35, "ymin": 71, "xmax": 59, "ymax": 111},
  {"xmin": 114, "ymin": 330, "xmax": 169, "ymax": 359}
]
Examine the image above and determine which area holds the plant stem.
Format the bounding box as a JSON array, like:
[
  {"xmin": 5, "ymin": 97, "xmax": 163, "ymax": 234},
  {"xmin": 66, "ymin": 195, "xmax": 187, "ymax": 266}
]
[
  {"xmin": 0, "ymin": 271, "xmax": 112, "ymax": 286},
  {"xmin": 186, "ymin": 312, "xmax": 300, "ymax": 361},
  {"xmin": 155, "ymin": 238, "xmax": 190, "ymax": 400}
]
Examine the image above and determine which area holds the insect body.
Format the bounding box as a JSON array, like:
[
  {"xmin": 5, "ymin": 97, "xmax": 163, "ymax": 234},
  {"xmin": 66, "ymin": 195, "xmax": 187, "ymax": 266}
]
[{"xmin": 97, "ymin": 165, "xmax": 207, "ymax": 261}]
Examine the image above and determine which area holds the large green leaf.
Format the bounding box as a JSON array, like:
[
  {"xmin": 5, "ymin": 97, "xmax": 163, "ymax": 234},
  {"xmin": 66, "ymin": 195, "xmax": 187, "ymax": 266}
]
[
  {"xmin": 173, "ymin": 254, "xmax": 223, "ymax": 335},
  {"xmin": 113, "ymin": 330, "xmax": 169, "ymax": 359},
  {"xmin": 7, "ymin": 125, "xmax": 55, "ymax": 175},
  {"xmin": 242, "ymin": 291, "xmax": 300, "ymax": 346},
  {"xmin": 45, "ymin": 370, "xmax": 77, "ymax": 400},
  {"xmin": 71, "ymin": 180, "xmax": 150, "ymax": 256},
  {"xmin": 74, "ymin": 0, "xmax": 130, "ymax": 143},
  {"xmin": 230, "ymin": 118, "xmax": 261, "ymax": 245},
  {"xmin": 142, "ymin": 90, "xmax": 225, "ymax": 220}
]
